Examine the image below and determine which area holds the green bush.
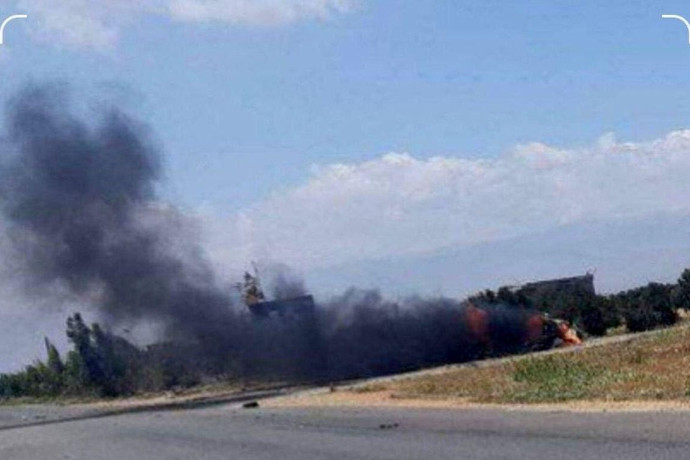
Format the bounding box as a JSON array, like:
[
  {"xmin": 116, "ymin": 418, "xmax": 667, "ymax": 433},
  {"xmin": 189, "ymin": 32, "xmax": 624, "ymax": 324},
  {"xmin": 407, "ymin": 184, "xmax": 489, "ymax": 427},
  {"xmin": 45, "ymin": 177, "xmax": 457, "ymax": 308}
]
[
  {"xmin": 618, "ymin": 283, "xmax": 678, "ymax": 332},
  {"xmin": 580, "ymin": 296, "xmax": 620, "ymax": 336}
]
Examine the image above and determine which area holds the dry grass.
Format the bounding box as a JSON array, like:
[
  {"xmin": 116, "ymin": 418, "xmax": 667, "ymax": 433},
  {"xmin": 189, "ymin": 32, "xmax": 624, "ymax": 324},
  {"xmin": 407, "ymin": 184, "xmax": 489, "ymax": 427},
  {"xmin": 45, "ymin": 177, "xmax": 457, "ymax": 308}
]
[{"xmin": 349, "ymin": 324, "xmax": 690, "ymax": 404}]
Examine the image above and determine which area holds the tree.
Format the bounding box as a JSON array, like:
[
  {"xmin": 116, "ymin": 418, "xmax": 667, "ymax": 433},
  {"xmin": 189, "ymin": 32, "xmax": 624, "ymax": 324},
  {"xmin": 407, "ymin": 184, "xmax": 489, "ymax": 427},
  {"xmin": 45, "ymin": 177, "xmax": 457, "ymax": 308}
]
[
  {"xmin": 44, "ymin": 338, "xmax": 64, "ymax": 376},
  {"xmin": 675, "ymin": 268, "xmax": 690, "ymax": 310},
  {"xmin": 580, "ymin": 296, "xmax": 620, "ymax": 336},
  {"xmin": 496, "ymin": 287, "xmax": 519, "ymax": 306},
  {"xmin": 619, "ymin": 283, "xmax": 678, "ymax": 332},
  {"xmin": 64, "ymin": 313, "xmax": 132, "ymax": 396}
]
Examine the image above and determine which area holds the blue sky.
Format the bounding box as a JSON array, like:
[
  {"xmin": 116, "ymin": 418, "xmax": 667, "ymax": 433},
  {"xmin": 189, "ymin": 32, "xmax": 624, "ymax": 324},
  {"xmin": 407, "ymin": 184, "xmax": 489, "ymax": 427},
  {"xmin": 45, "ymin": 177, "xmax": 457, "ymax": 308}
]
[
  {"xmin": 2, "ymin": 1, "xmax": 690, "ymax": 210},
  {"xmin": 3, "ymin": 1, "xmax": 690, "ymax": 295}
]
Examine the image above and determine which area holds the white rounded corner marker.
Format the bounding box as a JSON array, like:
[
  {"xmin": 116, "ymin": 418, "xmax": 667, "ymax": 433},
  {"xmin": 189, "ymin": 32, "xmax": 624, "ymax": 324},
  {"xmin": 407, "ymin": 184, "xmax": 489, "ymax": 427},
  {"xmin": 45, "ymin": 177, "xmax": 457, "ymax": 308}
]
[
  {"xmin": 662, "ymin": 14, "xmax": 690, "ymax": 44},
  {"xmin": 0, "ymin": 14, "xmax": 28, "ymax": 45}
]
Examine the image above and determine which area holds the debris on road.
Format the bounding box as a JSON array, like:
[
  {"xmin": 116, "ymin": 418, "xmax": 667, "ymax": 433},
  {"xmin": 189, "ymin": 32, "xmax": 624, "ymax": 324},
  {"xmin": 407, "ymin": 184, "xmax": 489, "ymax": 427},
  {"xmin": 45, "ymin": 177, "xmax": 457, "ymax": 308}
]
[{"xmin": 378, "ymin": 423, "xmax": 399, "ymax": 430}]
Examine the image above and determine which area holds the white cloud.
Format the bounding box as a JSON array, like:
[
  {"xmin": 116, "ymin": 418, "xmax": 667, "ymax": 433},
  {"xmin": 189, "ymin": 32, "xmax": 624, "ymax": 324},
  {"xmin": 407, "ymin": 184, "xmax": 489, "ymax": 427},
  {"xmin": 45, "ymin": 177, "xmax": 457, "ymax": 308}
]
[
  {"xmin": 207, "ymin": 130, "xmax": 690, "ymax": 272},
  {"xmin": 168, "ymin": 0, "xmax": 353, "ymax": 24},
  {"xmin": 14, "ymin": 0, "xmax": 354, "ymax": 49}
]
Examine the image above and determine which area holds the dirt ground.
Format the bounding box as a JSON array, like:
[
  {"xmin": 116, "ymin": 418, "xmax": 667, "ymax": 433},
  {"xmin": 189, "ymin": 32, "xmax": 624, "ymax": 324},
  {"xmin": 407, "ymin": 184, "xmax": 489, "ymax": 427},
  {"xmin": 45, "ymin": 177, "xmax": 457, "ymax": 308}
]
[{"xmin": 264, "ymin": 389, "xmax": 690, "ymax": 413}]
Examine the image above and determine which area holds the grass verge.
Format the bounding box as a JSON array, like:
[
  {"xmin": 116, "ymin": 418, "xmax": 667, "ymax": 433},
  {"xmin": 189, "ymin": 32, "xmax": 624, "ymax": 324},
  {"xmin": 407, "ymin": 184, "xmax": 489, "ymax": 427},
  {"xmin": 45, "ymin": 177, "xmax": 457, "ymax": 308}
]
[{"xmin": 351, "ymin": 324, "xmax": 690, "ymax": 404}]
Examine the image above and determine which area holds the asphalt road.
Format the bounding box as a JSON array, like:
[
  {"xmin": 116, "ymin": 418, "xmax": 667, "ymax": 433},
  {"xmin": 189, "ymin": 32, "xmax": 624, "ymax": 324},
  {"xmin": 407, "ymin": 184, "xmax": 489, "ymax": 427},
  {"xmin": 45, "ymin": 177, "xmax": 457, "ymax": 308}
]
[{"xmin": 0, "ymin": 403, "xmax": 689, "ymax": 459}]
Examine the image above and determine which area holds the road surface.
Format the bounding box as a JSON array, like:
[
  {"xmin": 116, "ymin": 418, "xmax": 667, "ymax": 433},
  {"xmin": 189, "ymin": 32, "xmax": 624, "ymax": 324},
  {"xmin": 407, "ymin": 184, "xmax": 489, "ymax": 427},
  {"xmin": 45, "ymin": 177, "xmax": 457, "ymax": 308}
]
[{"xmin": 0, "ymin": 403, "xmax": 689, "ymax": 459}]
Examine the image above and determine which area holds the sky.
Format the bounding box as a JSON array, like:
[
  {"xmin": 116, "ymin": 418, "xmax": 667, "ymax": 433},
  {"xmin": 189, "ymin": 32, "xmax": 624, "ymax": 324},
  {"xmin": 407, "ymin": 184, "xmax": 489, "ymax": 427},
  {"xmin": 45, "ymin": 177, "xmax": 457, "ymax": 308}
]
[{"xmin": 2, "ymin": 1, "xmax": 690, "ymax": 356}]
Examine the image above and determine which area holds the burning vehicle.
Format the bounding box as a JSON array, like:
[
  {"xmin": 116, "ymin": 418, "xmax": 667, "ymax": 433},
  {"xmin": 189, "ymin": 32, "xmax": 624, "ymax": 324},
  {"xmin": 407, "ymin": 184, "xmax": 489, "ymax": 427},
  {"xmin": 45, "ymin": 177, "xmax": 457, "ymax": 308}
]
[
  {"xmin": 463, "ymin": 273, "xmax": 592, "ymax": 355},
  {"xmin": 238, "ymin": 266, "xmax": 584, "ymax": 358},
  {"xmin": 465, "ymin": 302, "xmax": 583, "ymax": 356},
  {"xmin": 526, "ymin": 314, "xmax": 583, "ymax": 351}
]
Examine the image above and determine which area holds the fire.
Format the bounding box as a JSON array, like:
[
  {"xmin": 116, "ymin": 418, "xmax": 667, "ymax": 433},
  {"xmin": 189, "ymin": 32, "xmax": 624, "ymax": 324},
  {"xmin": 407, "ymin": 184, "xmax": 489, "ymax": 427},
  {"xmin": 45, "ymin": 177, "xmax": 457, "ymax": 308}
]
[
  {"xmin": 465, "ymin": 303, "xmax": 583, "ymax": 351},
  {"xmin": 465, "ymin": 303, "xmax": 490, "ymax": 344},
  {"xmin": 557, "ymin": 321, "xmax": 582, "ymax": 346}
]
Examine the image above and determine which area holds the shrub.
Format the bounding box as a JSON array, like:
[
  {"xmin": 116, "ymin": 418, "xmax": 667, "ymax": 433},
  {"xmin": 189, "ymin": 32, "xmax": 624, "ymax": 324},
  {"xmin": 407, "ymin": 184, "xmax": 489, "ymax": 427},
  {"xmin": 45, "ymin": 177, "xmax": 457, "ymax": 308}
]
[{"xmin": 618, "ymin": 283, "xmax": 678, "ymax": 332}]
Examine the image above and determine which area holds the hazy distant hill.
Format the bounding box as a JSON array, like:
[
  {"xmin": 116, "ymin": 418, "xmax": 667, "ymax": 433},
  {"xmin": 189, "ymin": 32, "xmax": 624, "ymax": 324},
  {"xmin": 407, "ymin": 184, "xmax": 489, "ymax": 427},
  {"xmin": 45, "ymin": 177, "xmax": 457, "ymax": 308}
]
[{"xmin": 306, "ymin": 214, "xmax": 690, "ymax": 299}]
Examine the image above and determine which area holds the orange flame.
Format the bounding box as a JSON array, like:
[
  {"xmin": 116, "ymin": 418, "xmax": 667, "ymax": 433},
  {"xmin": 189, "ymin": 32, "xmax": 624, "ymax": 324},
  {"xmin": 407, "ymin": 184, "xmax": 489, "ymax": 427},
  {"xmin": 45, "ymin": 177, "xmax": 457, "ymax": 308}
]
[
  {"xmin": 557, "ymin": 322, "xmax": 582, "ymax": 346},
  {"xmin": 465, "ymin": 303, "xmax": 490, "ymax": 344}
]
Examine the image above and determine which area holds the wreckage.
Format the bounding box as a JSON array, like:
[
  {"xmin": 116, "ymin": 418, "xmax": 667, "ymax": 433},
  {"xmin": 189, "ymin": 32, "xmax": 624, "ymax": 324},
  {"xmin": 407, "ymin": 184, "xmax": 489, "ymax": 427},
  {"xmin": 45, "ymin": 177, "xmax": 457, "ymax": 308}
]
[
  {"xmin": 238, "ymin": 268, "xmax": 315, "ymax": 318},
  {"xmin": 465, "ymin": 302, "xmax": 582, "ymax": 354},
  {"xmin": 237, "ymin": 267, "xmax": 583, "ymax": 357},
  {"xmin": 464, "ymin": 273, "xmax": 593, "ymax": 353},
  {"xmin": 518, "ymin": 273, "xmax": 589, "ymax": 349},
  {"xmin": 527, "ymin": 315, "xmax": 583, "ymax": 350}
]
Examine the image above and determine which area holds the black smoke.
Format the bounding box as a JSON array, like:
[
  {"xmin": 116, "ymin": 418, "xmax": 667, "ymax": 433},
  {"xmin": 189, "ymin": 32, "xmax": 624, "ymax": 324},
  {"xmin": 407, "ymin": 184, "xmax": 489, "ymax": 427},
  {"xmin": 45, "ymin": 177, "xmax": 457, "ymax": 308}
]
[
  {"xmin": 265, "ymin": 264, "xmax": 307, "ymax": 300},
  {"xmin": 0, "ymin": 85, "xmax": 538, "ymax": 385},
  {"xmin": 0, "ymin": 85, "xmax": 236, "ymax": 347}
]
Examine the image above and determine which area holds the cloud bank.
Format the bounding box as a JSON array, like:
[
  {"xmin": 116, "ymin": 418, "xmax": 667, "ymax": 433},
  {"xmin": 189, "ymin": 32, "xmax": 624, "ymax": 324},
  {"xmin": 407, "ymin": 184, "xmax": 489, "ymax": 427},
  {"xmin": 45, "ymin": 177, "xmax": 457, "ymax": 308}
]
[
  {"xmin": 208, "ymin": 130, "xmax": 690, "ymax": 272},
  {"xmin": 14, "ymin": 0, "xmax": 354, "ymax": 48}
]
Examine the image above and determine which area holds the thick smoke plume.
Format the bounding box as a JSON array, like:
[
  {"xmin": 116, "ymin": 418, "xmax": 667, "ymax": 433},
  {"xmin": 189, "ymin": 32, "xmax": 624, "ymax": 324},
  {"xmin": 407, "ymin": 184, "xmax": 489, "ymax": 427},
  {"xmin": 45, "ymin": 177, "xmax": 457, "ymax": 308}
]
[
  {"xmin": 0, "ymin": 85, "xmax": 540, "ymax": 383},
  {"xmin": 0, "ymin": 85, "xmax": 236, "ymax": 345}
]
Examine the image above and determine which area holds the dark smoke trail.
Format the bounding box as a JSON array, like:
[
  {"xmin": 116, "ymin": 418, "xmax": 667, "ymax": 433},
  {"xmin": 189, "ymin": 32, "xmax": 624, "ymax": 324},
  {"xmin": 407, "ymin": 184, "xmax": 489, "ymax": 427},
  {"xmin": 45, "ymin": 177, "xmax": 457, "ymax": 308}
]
[{"xmin": 0, "ymin": 85, "xmax": 236, "ymax": 345}]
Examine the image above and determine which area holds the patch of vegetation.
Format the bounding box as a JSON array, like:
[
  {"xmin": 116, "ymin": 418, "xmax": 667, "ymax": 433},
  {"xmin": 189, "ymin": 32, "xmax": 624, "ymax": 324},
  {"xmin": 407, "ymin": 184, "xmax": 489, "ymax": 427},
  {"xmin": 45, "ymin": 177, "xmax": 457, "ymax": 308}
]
[
  {"xmin": 615, "ymin": 283, "xmax": 678, "ymax": 332},
  {"xmin": 352, "ymin": 383, "xmax": 389, "ymax": 393},
  {"xmin": 370, "ymin": 323, "xmax": 690, "ymax": 404},
  {"xmin": 0, "ymin": 313, "xmax": 204, "ymax": 401},
  {"xmin": 506, "ymin": 356, "xmax": 619, "ymax": 403},
  {"xmin": 472, "ymin": 268, "xmax": 690, "ymax": 337}
]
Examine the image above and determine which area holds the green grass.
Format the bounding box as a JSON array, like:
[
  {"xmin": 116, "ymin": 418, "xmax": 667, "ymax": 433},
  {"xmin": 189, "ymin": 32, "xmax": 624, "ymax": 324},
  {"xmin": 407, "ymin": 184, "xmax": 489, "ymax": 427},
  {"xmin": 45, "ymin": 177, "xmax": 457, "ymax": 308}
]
[
  {"xmin": 353, "ymin": 323, "xmax": 690, "ymax": 404},
  {"xmin": 505, "ymin": 356, "xmax": 623, "ymax": 402}
]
